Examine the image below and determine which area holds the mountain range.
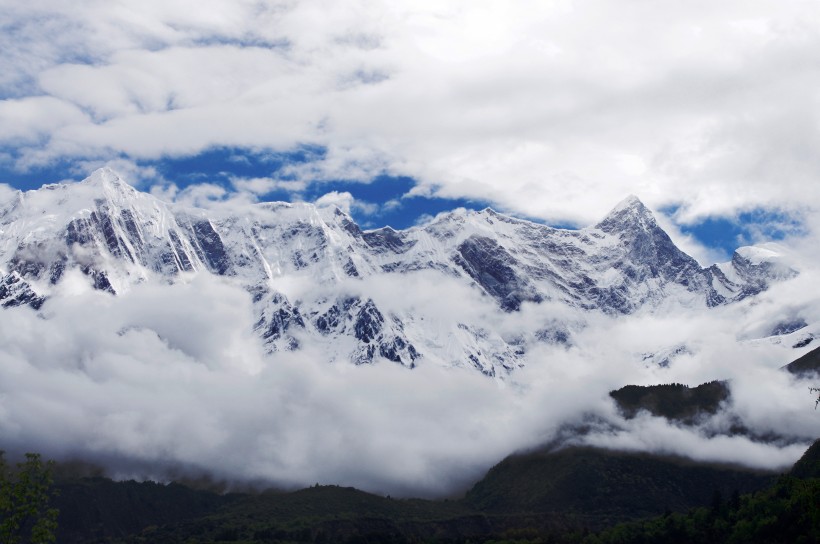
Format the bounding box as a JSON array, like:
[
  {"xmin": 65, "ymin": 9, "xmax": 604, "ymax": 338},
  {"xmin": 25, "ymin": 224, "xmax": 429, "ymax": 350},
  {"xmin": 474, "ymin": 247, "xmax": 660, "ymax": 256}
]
[{"xmin": 0, "ymin": 168, "xmax": 802, "ymax": 376}]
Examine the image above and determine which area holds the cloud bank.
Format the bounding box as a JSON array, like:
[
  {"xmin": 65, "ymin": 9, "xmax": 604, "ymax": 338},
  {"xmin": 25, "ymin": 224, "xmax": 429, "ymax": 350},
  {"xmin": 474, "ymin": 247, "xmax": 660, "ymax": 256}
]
[{"xmin": 1, "ymin": 262, "xmax": 818, "ymax": 497}]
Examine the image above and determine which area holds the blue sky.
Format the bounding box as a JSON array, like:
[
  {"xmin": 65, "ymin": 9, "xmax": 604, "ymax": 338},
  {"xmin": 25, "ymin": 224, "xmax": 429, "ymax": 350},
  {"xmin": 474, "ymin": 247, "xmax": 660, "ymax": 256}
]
[
  {"xmin": 0, "ymin": 144, "xmax": 493, "ymax": 229},
  {"xmin": 0, "ymin": 143, "xmax": 800, "ymax": 261},
  {"xmin": 676, "ymin": 210, "xmax": 805, "ymax": 258},
  {"xmin": 140, "ymin": 147, "xmax": 494, "ymax": 230},
  {"xmin": 0, "ymin": 1, "xmax": 817, "ymax": 263}
]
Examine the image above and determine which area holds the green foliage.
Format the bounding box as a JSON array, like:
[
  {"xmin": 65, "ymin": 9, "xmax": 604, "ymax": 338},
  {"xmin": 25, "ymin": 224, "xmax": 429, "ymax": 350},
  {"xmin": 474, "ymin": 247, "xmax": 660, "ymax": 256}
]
[
  {"xmin": 0, "ymin": 451, "xmax": 59, "ymax": 544},
  {"xmin": 585, "ymin": 475, "xmax": 820, "ymax": 544}
]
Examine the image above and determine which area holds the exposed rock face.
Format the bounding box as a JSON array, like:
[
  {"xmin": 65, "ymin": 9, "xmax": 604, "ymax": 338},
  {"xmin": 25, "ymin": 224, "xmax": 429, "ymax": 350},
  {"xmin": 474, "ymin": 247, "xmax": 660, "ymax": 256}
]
[
  {"xmin": 455, "ymin": 235, "xmax": 542, "ymax": 312},
  {"xmin": 0, "ymin": 169, "xmax": 796, "ymax": 374},
  {"xmin": 0, "ymin": 272, "xmax": 45, "ymax": 309}
]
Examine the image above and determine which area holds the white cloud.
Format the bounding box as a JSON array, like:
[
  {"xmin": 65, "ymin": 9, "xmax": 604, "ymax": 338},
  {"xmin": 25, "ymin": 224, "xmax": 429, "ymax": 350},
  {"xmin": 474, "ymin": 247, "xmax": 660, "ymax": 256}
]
[
  {"xmin": 0, "ymin": 96, "xmax": 88, "ymax": 143},
  {"xmin": 230, "ymin": 176, "xmax": 306, "ymax": 197},
  {"xmin": 2, "ymin": 261, "xmax": 819, "ymax": 495},
  {"xmin": 314, "ymin": 190, "xmax": 378, "ymax": 216},
  {"xmin": 0, "ymin": 275, "xmax": 534, "ymax": 494},
  {"xmin": 2, "ymin": 0, "xmax": 817, "ymax": 235},
  {"xmin": 150, "ymin": 181, "xmax": 257, "ymax": 210},
  {"xmin": 314, "ymin": 190, "xmax": 355, "ymax": 213}
]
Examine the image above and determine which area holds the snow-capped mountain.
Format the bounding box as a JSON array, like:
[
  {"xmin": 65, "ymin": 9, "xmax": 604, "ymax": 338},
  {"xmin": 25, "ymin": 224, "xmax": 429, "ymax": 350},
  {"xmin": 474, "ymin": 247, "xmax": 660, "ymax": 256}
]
[{"xmin": 0, "ymin": 168, "xmax": 797, "ymax": 376}]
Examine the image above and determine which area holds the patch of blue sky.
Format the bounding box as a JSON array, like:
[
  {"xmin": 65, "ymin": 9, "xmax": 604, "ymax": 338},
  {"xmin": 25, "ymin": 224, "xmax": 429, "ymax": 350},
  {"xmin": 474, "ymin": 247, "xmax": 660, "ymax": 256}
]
[
  {"xmin": 307, "ymin": 175, "xmax": 493, "ymax": 230},
  {"xmin": 0, "ymin": 151, "xmax": 79, "ymax": 189},
  {"xmin": 150, "ymin": 145, "xmax": 321, "ymax": 189},
  {"xmin": 145, "ymin": 146, "xmax": 493, "ymax": 230},
  {"xmin": 661, "ymin": 205, "xmax": 806, "ymax": 258}
]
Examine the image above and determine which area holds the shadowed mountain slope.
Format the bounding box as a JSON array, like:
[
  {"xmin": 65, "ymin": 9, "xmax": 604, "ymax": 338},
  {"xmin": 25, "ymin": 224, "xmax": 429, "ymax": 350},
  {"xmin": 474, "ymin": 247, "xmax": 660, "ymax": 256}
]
[{"xmin": 783, "ymin": 345, "xmax": 820, "ymax": 377}]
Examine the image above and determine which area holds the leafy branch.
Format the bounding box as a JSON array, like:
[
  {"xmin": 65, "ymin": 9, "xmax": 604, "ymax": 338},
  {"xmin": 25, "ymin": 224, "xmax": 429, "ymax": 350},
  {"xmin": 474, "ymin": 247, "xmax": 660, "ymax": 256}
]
[{"xmin": 0, "ymin": 452, "xmax": 59, "ymax": 544}]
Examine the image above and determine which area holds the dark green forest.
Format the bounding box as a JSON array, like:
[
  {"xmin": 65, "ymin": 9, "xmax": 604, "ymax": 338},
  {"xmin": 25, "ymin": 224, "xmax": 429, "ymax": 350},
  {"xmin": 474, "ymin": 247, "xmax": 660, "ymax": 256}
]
[
  {"xmin": 588, "ymin": 439, "xmax": 820, "ymax": 544},
  {"xmin": 14, "ymin": 438, "xmax": 809, "ymax": 544}
]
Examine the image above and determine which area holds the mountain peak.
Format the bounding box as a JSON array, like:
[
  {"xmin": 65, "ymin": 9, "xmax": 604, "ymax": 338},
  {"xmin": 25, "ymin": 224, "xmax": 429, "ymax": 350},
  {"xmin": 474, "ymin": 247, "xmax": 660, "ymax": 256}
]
[
  {"xmin": 613, "ymin": 194, "xmax": 645, "ymax": 211},
  {"xmin": 595, "ymin": 195, "xmax": 657, "ymax": 233},
  {"xmin": 733, "ymin": 244, "xmax": 784, "ymax": 266},
  {"xmin": 79, "ymin": 167, "xmax": 140, "ymax": 203},
  {"xmin": 84, "ymin": 167, "xmax": 126, "ymax": 186}
]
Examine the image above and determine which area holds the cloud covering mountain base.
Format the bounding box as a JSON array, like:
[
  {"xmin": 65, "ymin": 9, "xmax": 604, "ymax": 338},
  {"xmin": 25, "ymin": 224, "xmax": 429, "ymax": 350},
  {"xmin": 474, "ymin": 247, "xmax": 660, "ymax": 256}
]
[{"xmin": 1, "ymin": 268, "xmax": 817, "ymax": 497}]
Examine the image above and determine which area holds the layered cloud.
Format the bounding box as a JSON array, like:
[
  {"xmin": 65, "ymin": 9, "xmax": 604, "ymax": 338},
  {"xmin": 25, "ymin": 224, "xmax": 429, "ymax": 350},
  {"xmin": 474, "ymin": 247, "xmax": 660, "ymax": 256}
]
[
  {"xmin": 1, "ymin": 1, "xmax": 819, "ymax": 229},
  {"xmin": 1, "ymin": 262, "xmax": 818, "ymax": 496}
]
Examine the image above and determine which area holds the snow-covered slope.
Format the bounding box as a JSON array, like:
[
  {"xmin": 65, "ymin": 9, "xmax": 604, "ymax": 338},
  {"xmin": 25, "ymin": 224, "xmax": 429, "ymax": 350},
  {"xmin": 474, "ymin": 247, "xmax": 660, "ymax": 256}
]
[
  {"xmin": 708, "ymin": 243, "xmax": 797, "ymax": 302},
  {"xmin": 0, "ymin": 169, "xmax": 797, "ymax": 376}
]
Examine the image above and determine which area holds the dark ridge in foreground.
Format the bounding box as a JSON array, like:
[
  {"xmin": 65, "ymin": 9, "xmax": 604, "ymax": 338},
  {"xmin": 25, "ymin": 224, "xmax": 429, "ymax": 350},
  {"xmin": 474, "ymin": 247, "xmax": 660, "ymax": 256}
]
[
  {"xmin": 52, "ymin": 445, "xmax": 778, "ymax": 544},
  {"xmin": 462, "ymin": 446, "xmax": 773, "ymax": 523},
  {"xmin": 790, "ymin": 438, "xmax": 820, "ymax": 479}
]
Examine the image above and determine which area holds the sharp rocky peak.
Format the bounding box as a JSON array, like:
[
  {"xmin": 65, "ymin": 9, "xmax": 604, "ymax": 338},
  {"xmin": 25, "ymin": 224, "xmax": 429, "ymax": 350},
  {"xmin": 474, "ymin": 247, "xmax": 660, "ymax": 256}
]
[
  {"xmin": 595, "ymin": 195, "xmax": 658, "ymax": 234},
  {"xmin": 69, "ymin": 167, "xmax": 142, "ymax": 208},
  {"xmin": 81, "ymin": 167, "xmax": 134, "ymax": 191}
]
